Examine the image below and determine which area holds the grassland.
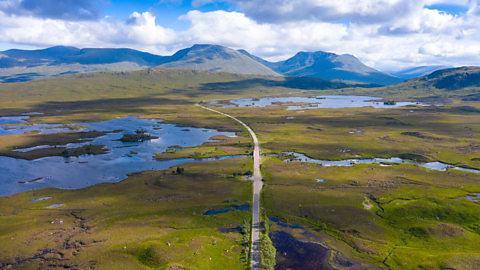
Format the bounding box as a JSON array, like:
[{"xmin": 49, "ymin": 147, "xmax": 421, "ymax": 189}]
[
  {"xmin": 155, "ymin": 135, "xmax": 252, "ymax": 161},
  {"xmin": 0, "ymin": 131, "xmax": 111, "ymax": 160},
  {"xmin": 217, "ymin": 104, "xmax": 480, "ymax": 170},
  {"xmin": 0, "ymin": 67, "xmax": 479, "ymax": 269},
  {"xmin": 0, "ymin": 158, "xmax": 253, "ymax": 269},
  {"xmin": 260, "ymin": 157, "xmax": 480, "ymax": 269},
  {"xmin": 208, "ymin": 96, "xmax": 480, "ymax": 269}
]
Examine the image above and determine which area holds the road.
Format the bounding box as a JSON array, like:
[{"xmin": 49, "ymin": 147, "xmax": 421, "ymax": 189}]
[{"xmin": 197, "ymin": 104, "xmax": 263, "ymax": 270}]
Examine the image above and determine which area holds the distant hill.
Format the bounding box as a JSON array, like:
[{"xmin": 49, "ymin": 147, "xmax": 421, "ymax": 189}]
[
  {"xmin": 240, "ymin": 50, "xmax": 403, "ymax": 86},
  {"xmin": 0, "ymin": 46, "xmax": 168, "ymax": 83},
  {"xmin": 337, "ymin": 67, "xmax": 480, "ymax": 102},
  {"xmin": 55, "ymin": 48, "xmax": 166, "ymax": 66},
  {"xmin": 1, "ymin": 46, "xmax": 80, "ymax": 67},
  {"xmin": 0, "ymin": 68, "xmax": 380, "ymax": 116},
  {"xmin": 402, "ymin": 66, "xmax": 480, "ymax": 91},
  {"xmin": 0, "ymin": 46, "xmax": 166, "ymax": 68},
  {"xmin": 389, "ymin": 65, "xmax": 453, "ymax": 80},
  {"xmin": 159, "ymin": 45, "xmax": 279, "ymax": 76}
]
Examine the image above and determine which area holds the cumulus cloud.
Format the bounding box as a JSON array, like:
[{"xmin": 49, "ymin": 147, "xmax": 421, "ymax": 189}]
[
  {"xmin": 0, "ymin": 0, "xmax": 479, "ymax": 70},
  {"xmin": 0, "ymin": 0, "xmax": 102, "ymax": 21},
  {"xmin": 191, "ymin": 0, "xmax": 471, "ymax": 24},
  {"xmin": 0, "ymin": 10, "xmax": 177, "ymax": 54},
  {"xmin": 176, "ymin": 9, "xmax": 480, "ymax": 69}
]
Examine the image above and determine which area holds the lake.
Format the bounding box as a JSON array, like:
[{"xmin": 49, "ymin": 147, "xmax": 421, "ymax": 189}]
[
  {"xmin": 0, "ymin": 116, "xmax": 241, "ymax": 196},
  {"xmin": 210, "ymin": 95, "xmax": 429, "ymax": 110}
]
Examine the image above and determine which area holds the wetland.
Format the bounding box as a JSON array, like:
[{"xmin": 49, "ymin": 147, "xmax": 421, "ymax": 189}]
[{"xmin": 0, "ymin": 116, "xmax": 240, "ymax": 196}]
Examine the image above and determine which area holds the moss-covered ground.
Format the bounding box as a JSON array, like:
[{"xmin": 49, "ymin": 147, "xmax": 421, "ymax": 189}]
[
  {"xmin": 209, "ymin": 99, "xmax": 480, "ymax": 269},
  {"xmin": 0, "ymin": 158, "xmax": 253, "ymax": 269},
  {"xmin": 0, "ymin": 67, "xmax": 479, "ymax": 269}
]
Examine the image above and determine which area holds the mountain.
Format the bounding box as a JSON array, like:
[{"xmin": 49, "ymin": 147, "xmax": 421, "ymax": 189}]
[
  {"xmin": 390, "ymin": 65, "xmax": 454, "ymax": 80},
  {"xmin": 56, "ymin": 48, "xmax": 166, "ymax": 66},
  {"xmin": 0, "ymin": 45, "xmax": 280, "ymax": 83},
  {"xmin": 344, "ymin": 66, "xmax": 480, "ymax": 102},
  {"xmin": 0, "ymin": 44, "xmax": 403, "ymax": 85},
  {"xmin": 159, "ymin": 45, "xmax": 279, "ymax": 76},
  {"xmin": 0, "ymin": 46, "xmax": 169, "ymax": 83},
  {"xmin": 0, "ymin": 46, "xmax": 166, "ymax": 68},
  {"xmin": 240, "ymin": 50, "xmax": 403, "ymax": 86},
  {"xmin": 402, "ymin": 66, "xmax": 480, "ymax": 91},
  {"xmin": 0, "ymin": 46, "xmax": 79, "ymax": 68}
]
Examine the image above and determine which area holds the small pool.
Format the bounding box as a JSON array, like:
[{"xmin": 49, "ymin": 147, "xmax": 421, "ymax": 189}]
[
  {"xmin": 46, "ymin": 204, "xmax": 64, "ymax": 208},
  {"xmin": 203, "ymin": 204, "xmax": 250, "ymax": 216},
  {"xmin": 459, "ymin": 193, "xmax": 480, "ymax": 202},
  {"xmin": 30, "ymin": 197, "xmax": 52, "ymax": 203},
  {"xmin": 282, "ymin": 152, "xmax": 480, "ymax": 174}
]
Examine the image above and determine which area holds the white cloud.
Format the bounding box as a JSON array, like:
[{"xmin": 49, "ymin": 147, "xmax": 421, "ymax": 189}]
[
  {"xmin": 0, "ymin": 0, "xmax": 479, "ymax": 71},
  {"xmin": 0, "ymin": 11, "xmax": 177, "ymax": 54},
  {"xmin": 176, "ymin": 9, "xmax": 480, "ymax": 70}
]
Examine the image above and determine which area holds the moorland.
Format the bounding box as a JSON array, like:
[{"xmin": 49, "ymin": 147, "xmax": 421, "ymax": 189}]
[{"xmin": 0, "ymin": 66, "xmax": 479, "ymax": 269}]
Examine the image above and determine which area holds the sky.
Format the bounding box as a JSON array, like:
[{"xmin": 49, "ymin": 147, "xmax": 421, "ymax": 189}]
[{"xmin": 0, "ymin": 0, "xmax": 479, "ymax": 71}]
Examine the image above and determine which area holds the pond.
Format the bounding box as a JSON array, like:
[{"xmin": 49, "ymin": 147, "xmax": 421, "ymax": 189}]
[
  {"xmin": 203, "ymin": 204, "xmax": 250, "ymax": 216},
  {"xmin": 0, "ymin": 116, "xmax": 242, "ymax": 196},
  {"xmin": 283, "ymin": 152, "xmax": 480, "ymax": 174},
  {"xmin": 269, "ymin": 231, "xmax": 333, "ymax": 270},
  {"xmin": 210, "ymin": 95, "xmax": 429, "ymax": 110},
  {"xmin": 269, "ymin": 218, "xmax": 334, "ymax": 270},
  {"xmin": 0, "ymin": 116, "xmax": 76, "ymax": 136},
  {"xmin": 458, "ymin": 193, "xmax": 480, "ymax": 202}
]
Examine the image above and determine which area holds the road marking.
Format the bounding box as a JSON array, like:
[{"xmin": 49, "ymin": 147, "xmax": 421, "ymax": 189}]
[{"xmin": 197, "ymin": 104, "xmax": 262, "ymax": 270}]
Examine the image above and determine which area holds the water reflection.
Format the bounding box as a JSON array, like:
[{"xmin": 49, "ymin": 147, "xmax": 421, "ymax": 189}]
[
  {"xmin": 210, "ymin": 95, "xmax": 430, "ymax": 110},
  {"xmin": 283, "ymin": 152, "xmax": 480, "ymax": 174},
  {"xmin": 0, "ymin": 116, "xmax": 241, "ymax": 196}
]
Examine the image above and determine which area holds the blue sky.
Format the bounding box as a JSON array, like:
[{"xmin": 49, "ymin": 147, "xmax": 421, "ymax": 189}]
[
  {"xmin": 0, "ymin": 0, "xmax": 478, "ymax": 70},
  {"xmin": 104, "ymin": 0, "xmax": 235, "ymax": 30}
]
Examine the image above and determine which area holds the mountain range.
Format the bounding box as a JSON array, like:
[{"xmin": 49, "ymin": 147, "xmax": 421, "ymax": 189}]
[
  {"xmin": 239, "ymin": 49, "xmax": 403, "ymax": 85},
  {"xmin": 389, "ymin": 65, "xmax": 454, "ymax": 80},
  {"xmin": 0, "ymin": 44, "xmax": 459, "ymax": 86}
]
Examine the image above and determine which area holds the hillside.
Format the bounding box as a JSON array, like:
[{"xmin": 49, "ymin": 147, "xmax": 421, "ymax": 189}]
[
  {"xmin": 54, "ymin": 48, "xmax": 166, "ymax": 66},
  {"xmin": 403, "ymin": 66, "xmax": 480, "ymax": 91},
  {"xmin": 332, "ymin": 66, "xmax": 480, "ymax": 102},
  {"xmin": 0, "ymin": 46, "xmax": 80, "ymax": 68},
  {"xmin": 241, "ymin": 50, "xmax": 403, "ymax": 86},
  {"xmin": 0, "ymin": 46, "xmax": 168, "ymax": 83},
  {"xmin": 159, "ymin": 45, "xmax": 279, "ymax": 76},
  {"xmin": 0, "ymin": 67, "xmax": 377, "ymax": 114},
  {"xmin": 0, "ymin": 46, "xmax": 166, "ymax": 68},
  {"xmin": 390, "ymin": 65, "xmax": 453, "ymax": 80}
]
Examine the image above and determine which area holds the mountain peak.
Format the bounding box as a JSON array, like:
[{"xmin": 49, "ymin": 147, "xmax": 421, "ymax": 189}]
[
  {"xmin": 158, "ymin": 44, "xmax": 279, "ymax": 76},
  {"xmin": 250, "ymin": 49, "xmax": 402, "ymax": 85}
]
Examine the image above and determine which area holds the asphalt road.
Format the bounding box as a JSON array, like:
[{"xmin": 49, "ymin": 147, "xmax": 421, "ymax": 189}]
[{"xmin": 197, "ymin": 104, "xmax": 263, "ymax": 270}]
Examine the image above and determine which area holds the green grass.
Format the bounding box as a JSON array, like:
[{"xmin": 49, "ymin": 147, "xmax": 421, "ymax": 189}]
[
  {"xmin": 215, "ymin": 103, "xmax": 480, "ymax": 169},
  {"xmin": 0, "ymin": 66, "xmax": 479, "ymax": 269},
  {"xmin": 156, "ymin": 135, "xmax": 252, "ymax": 161},
  {"xmin": 259, "ymin": 156, "xmax": 480, "ymax": 269},
  {"xmin": 0, "ymin": 131, "xmax": 111, "ymax": 160},
  {"xmin": 0, "ymin": 158, "xmax": 253, "ymax": 269}
]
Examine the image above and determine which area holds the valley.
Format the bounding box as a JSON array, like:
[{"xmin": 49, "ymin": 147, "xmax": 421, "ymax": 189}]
[{"xmin": 0, "ymin": 66, "xmax": 479, "ymax": 270}]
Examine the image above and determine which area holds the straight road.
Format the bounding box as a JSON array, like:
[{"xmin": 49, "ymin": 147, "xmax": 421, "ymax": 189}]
[{"xmin": 197, "ymin": 104, "xmax": 263, "ymax": 270}]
